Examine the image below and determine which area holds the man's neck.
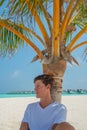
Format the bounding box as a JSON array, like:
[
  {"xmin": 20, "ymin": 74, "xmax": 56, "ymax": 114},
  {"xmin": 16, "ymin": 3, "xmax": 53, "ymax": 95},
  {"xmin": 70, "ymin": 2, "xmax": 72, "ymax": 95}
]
[{"xmin": 39, "ymin": 98, "xmax": 54, "ymax": 108}]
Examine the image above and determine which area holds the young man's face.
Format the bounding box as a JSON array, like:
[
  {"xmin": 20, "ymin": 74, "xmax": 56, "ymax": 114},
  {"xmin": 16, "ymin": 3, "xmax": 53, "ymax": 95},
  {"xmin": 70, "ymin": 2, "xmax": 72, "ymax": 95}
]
[{"xmin": 34, "ymin": 80, "xmax": 50, "ymax": 98}]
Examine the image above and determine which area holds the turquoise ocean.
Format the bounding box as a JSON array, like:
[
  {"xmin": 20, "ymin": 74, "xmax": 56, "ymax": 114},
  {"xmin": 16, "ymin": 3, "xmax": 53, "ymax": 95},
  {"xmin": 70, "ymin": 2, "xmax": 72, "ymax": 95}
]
[
  {"xmin": 0, "ymin": 93, "xmax": 36, "ymax": 98},
  {"xmin": 0, "ymin": 92, "xmax": 87, "ymax": 98}
]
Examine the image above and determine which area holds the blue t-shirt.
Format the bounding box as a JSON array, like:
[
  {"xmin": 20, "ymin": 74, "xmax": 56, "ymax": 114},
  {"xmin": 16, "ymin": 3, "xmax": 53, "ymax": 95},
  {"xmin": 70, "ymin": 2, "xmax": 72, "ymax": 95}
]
[{"xmin": 22, "ymin": 101, "xmax": 67, "ymax": 130}]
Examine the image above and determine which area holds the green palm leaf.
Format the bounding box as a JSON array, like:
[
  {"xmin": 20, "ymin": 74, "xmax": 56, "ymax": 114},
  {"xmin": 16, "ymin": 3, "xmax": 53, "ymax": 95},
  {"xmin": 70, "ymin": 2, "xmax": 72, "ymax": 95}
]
[{"xmin": 0, "ymin": 20, "xmax": 25, "ymax": 57}]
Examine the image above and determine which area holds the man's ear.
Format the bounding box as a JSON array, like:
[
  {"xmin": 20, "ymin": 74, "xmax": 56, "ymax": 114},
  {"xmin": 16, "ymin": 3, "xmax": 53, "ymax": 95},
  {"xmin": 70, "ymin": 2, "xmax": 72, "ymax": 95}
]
[{"xmin": 47, "ymin": 84, "xmax": 51, "ymax": 90}]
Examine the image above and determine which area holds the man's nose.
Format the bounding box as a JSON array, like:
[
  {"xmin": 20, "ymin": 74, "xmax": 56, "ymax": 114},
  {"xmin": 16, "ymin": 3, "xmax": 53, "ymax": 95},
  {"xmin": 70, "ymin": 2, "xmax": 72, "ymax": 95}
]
[{"xmin": 34, "ymin": 86, "xmax": 37, "ymax": 91}]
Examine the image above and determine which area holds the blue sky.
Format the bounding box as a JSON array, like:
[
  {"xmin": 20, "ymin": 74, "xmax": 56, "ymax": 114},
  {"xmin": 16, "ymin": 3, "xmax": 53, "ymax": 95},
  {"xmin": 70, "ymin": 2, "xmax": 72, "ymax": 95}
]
[
  {"xmin": 0, "ymin": 2, "xmax": 87, "ymax": 93},
  {"xmin": 0, "ymin": 41, "xmax": 87, "ymax": 93}
]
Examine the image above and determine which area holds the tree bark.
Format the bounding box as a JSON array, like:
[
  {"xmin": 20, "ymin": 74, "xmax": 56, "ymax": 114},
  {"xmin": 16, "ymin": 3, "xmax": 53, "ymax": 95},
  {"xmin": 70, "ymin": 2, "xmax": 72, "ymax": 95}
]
[{"xmin": 42, "ymin": 58, "xmax": 66, "ymax": 103}]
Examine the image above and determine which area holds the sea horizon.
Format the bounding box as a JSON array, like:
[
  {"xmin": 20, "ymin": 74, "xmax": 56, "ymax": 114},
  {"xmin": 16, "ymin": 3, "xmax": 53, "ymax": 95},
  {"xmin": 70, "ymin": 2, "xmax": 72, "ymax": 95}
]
[{"xmin": 0, "ymin": 89, "xmax": 87, "ymax": 98}]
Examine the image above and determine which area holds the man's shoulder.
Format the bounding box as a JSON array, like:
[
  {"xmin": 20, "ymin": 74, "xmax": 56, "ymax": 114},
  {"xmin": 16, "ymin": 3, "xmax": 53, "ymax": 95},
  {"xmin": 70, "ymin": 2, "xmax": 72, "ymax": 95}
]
[
  {"xmin": 27, "ymin": 101, "xmax": 39, "ymax": 108},
  {"xmin": 53, "ymin": 102, "xmax": 67, "ymax": 110}
]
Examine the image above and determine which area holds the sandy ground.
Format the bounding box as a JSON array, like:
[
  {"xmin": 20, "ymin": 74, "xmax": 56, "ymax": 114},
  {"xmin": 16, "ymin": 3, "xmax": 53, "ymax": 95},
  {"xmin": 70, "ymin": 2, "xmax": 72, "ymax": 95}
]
[{"xmin": 0, "ymin": 95, "xmax": 87, "ymax": 130}]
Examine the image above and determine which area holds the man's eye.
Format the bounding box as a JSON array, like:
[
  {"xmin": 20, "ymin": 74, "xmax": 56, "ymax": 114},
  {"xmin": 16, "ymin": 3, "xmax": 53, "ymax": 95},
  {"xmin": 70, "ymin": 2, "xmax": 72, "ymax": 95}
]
[{"xmin": 35, "ymin": 85, "xmax": 40, "ymax": 88}]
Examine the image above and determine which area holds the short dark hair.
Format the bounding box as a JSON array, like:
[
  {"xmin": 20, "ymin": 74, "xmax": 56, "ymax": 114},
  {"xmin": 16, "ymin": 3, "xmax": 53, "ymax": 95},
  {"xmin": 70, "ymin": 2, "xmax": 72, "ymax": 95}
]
[{"xmin": 34, "ymin": 74, "xmax": 54, "ymax": 87}]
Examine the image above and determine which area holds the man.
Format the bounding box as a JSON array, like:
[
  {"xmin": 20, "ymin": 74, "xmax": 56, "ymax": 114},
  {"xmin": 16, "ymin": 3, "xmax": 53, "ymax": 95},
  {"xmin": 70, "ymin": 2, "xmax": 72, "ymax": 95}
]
[{"xmin": 20, "ymin": 74, "xmax": 75, "ymax": 130}]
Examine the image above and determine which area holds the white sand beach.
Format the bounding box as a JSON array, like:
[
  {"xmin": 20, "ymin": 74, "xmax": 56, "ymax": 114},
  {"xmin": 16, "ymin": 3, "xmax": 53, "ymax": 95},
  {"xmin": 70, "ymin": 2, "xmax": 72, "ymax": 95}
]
[{"xmin": 0, "ymin": 95, "xmax": 87, "ymax": 130}]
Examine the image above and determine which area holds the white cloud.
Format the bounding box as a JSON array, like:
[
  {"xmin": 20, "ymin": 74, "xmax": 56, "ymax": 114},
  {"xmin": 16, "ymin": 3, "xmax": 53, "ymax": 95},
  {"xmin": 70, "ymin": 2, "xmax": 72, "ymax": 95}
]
[{"xmin": 12, "ymin": 70, "xmax": 21, "ymax": 78}]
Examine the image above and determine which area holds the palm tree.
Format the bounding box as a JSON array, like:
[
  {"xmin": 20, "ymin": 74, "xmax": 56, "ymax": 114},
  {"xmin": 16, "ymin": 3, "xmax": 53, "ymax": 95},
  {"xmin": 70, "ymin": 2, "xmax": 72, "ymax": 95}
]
[{"xmin": 0, "ymin": 0, "xmax": 87, "ymax": 102}]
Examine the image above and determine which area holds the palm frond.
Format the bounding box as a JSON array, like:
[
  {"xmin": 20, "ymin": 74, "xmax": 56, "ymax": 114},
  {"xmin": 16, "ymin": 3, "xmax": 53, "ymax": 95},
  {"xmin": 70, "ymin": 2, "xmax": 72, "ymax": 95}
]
[
  {"xmin": 0, "ymin": 0, "xmax": 4, "ymax": 6},
  {"xmin": 0, "ymin": 20, "xmax": 25, "ymax": 57},
  {"xmin": 0, "ymin": 0, "xmax": 52, "ymax": 26},
  {"xmin": 65, "ymin": 2, "xmax": 87, "ymax": 45},
  {"xmin": 82, "ymin": 47, "xmax": 87, "ymax": 62},
  {"xmin": 71, "ymin": 3, "xmax": 87, "ymax": 29}
]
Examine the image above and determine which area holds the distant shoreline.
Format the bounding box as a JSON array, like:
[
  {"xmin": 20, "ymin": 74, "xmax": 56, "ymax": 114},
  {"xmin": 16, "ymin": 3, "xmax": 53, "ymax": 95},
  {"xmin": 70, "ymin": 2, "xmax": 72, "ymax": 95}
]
[
  {"xmin": 1, "ymin": 88, "xmax": 87, "ymax": 95},
  {"xmin": 0, "ymin": 92, "xmax": 87, "ymax": 98}
]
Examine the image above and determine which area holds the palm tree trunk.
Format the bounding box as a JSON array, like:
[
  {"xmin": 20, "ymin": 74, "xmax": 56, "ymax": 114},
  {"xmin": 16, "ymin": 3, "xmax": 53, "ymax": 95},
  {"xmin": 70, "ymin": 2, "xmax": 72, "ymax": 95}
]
[
  {"xmin": 51, "ymin": 76, "xmax": 63, "ymax": 103},
  {"xmin": 42, "ymin": 59, "xmax": 66, "ymax": 103}
]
